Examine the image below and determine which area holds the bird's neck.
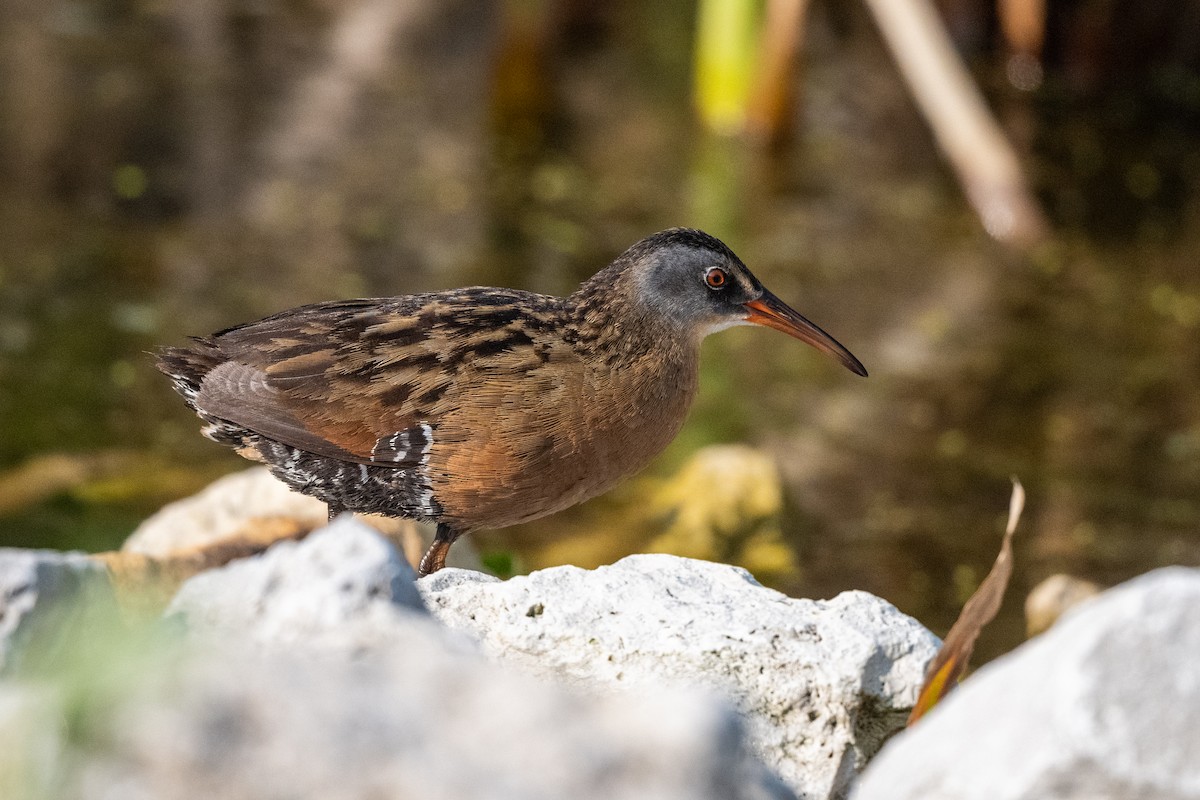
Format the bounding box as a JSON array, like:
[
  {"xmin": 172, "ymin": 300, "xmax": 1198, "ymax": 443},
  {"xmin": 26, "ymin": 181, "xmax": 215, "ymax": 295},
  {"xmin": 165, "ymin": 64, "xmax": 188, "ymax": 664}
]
[
  {"xmin": 564, "ymin": 273, "xmax": 701, "ymax": 481},
  {"xmin": 566, "ymin": 270, "xmax": 696, "ymax": 371}
]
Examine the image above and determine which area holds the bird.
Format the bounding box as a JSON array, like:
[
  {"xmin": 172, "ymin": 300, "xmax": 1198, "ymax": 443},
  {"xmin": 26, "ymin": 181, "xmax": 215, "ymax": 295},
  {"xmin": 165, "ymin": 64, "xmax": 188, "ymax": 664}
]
[{"xmin": 158, "ymin": 228, "xmax": 866, "ymax": 575}]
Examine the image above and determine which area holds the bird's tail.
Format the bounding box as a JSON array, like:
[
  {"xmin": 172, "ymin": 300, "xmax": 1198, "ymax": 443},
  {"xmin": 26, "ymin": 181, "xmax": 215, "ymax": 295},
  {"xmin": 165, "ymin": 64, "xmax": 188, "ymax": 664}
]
[{"xmin": 155, "ymin": 338, "xmax": 223, "ymax": 410}]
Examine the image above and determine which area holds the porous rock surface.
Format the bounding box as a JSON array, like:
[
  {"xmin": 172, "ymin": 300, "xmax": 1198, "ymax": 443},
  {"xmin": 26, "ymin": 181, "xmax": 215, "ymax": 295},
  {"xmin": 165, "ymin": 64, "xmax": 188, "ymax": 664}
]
[
  {"xmin": 154, "ymin": 522, "xmax": 794, "ymax": 800},
  {"xmin": 854, "ymin": 567, "xmax": 1200, "ymax": 800},
  {"xmin": 3, "ymin": 610, "xmax": 795, "ymax": 800},
  {"xmin": 168, "ymin": 516, "xmax": 429, "ymax": 648},
  {"xmin": 0, "ymin": 514, "xmax": 938, "ymax": 800},
  {"xmin": 419, "ymin": 554, "xmax": 939, "ymax": 800}
]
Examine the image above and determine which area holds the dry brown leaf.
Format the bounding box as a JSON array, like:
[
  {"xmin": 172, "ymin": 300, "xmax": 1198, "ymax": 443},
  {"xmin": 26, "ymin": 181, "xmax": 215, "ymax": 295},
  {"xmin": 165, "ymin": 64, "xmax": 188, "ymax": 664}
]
[{"xmin": 907, "ymin": 479, "xmax": 1025, "ymax": 726}]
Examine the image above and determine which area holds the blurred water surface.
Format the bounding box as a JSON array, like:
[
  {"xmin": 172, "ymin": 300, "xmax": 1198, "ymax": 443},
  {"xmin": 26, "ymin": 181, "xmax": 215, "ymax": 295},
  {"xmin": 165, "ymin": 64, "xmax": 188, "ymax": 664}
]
[{"xmin": 1, "ymin": 0, "xmax": 1198, "ymax": 661}]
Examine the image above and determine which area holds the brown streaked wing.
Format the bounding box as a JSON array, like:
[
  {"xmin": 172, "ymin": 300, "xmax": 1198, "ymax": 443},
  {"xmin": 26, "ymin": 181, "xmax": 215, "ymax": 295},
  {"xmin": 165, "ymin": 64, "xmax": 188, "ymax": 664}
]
[
  {"xmin": 197, "ymin": 298, "xmax": 432, "ymax": 461},
  {"xmin": 194, "ymin": 361, "xmax": 381, "ymax": 463},
  {"xmin": 196, "ymin": 290, "xmax": 564, "ymax": 464}
]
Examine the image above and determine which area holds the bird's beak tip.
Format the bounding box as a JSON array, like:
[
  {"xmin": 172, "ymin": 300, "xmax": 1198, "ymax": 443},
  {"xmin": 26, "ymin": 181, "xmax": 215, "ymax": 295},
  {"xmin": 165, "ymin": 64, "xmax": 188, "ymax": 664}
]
[{"xmin": 743, "ymin": 294, "xmax": 867, "ymax": 378}]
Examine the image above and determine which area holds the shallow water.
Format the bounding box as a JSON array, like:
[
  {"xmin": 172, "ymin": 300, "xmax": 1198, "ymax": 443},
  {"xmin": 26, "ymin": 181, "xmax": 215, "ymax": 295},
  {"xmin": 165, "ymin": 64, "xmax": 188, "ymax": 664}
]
[{"xmin": 1, "ymin": 1, "xmax": 1198, "ymax": 662}]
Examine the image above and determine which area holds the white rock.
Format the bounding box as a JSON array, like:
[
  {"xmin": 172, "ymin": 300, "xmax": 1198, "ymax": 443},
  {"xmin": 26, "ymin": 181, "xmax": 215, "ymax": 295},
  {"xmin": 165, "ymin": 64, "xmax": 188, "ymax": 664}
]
[
  {"xmin": 419, "ymin": 553, "xmax": 939, "ymax": 800},
  {"xmin": 168, "ymin": 518, "xmax": 428, "ymax": 649},
  {"xmin": 854, "ymin": 566, "xmax": 1200, "ymax": 800},
  {"xmin": 0, "ymin": 548, "xmax": 113, "ymax": 673},
  {"xmin": 124, "ymin": 466, "xmax": 327, "ymax": 556},
  {"xmin": 0, "ymin": 612, "xmax": 794, "ymax": 800},
  {"xmin": 112, "ymin": 528, "xmax": 795, "ymax": 800}
]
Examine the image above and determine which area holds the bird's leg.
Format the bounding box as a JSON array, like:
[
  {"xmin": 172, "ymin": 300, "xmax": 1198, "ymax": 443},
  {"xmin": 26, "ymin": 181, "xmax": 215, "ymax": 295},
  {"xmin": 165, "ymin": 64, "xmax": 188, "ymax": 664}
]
[
  {"xmin": 419, "ymin": 523, "xmax": 461, "ymax": 576},
  {"xmin": 327, "ymin": 502, "xmax": 344, "ymax": 524}
]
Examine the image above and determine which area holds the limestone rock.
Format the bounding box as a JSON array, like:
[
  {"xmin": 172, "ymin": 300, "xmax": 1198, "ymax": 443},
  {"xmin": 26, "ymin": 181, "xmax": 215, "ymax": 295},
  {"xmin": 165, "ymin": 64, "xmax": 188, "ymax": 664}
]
[
  {"xmin": 168, "ymin": 518, "xmax": 429, "ymax": 649},
  {"xmin": 107, "ymin": 527, "xmax": 795, "ymax": 800},
  {"xmin": 123, "ymin": 466, "xmax": 328, "ymax": 557},
  {"xmin": 419, "ymin": 554, "xmax": 939, "ymax": 800},
  {"xmin": 854, "ymin": 567, "xmax": 1200, "ymax": 800},
  {"xmin": 0, "ymin": 548, "xmax": 114, "ymax": 674},
  {"xmin": 0, "ymin": 610, "xmax": 794, "ymax": 800}
]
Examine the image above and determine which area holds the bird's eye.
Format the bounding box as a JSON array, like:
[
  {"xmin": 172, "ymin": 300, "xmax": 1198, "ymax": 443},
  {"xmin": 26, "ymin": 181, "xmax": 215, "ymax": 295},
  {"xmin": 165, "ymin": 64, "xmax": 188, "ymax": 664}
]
[{"xmin": 705, "ymin": 268, "xmax": 728, "ymax": 289}]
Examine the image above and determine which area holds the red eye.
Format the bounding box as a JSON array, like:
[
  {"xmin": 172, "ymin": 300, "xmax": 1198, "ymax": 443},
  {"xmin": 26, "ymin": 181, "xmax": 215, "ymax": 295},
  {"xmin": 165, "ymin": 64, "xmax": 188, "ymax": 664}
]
[{"xmin": 705, "ymin": 268, "xmax": 728, "ymax": 289}]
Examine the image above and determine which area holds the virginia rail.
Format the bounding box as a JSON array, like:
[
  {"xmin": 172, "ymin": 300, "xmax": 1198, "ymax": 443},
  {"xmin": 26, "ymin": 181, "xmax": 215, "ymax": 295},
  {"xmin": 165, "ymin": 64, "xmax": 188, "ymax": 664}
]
[{"xmin": 159, "ymin": 228, "xmax": 866, "ymax": 575}]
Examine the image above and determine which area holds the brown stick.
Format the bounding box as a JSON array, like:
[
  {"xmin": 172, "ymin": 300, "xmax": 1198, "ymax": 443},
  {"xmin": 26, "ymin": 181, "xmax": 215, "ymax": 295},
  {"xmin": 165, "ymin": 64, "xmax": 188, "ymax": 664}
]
[{"xmin": 862, "ymin": 0, "xmax": 1048, "ymax": 247}]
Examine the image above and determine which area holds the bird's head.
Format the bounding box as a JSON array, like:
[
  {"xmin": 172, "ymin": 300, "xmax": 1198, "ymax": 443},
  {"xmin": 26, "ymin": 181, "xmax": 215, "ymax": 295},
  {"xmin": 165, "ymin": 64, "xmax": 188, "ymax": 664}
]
[{"xmin": 608, "ymin": 228, "xmax": 867, "ymax": 377}]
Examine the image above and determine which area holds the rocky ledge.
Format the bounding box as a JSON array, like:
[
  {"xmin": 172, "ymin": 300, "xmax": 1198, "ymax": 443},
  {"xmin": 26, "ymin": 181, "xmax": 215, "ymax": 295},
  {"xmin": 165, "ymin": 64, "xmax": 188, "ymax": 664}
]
[
  {"xmin": 0, "ymin": 515, "xmax": 935, "ymax": 800},
  {"xmin": 169, "ymin": 521, "xmax": 937, "ymax": 798},
  {"xmin": 1, "ymin": 472, "xmax": 1197, "ymax": 800}
]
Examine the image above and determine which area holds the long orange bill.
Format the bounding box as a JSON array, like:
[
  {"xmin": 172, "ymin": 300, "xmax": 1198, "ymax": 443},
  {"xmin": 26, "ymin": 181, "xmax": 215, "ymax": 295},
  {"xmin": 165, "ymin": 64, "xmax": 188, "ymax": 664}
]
[{"xmin": 743, "ymin": 291, "xmax": 868, "ymax": 377}]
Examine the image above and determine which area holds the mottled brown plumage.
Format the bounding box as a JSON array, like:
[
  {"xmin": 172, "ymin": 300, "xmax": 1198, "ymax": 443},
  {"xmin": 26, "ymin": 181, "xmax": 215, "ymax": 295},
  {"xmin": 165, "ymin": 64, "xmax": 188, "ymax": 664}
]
[{"xmin": 158, "ymin": 228, "xmax": 866, "ymax": 574}]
